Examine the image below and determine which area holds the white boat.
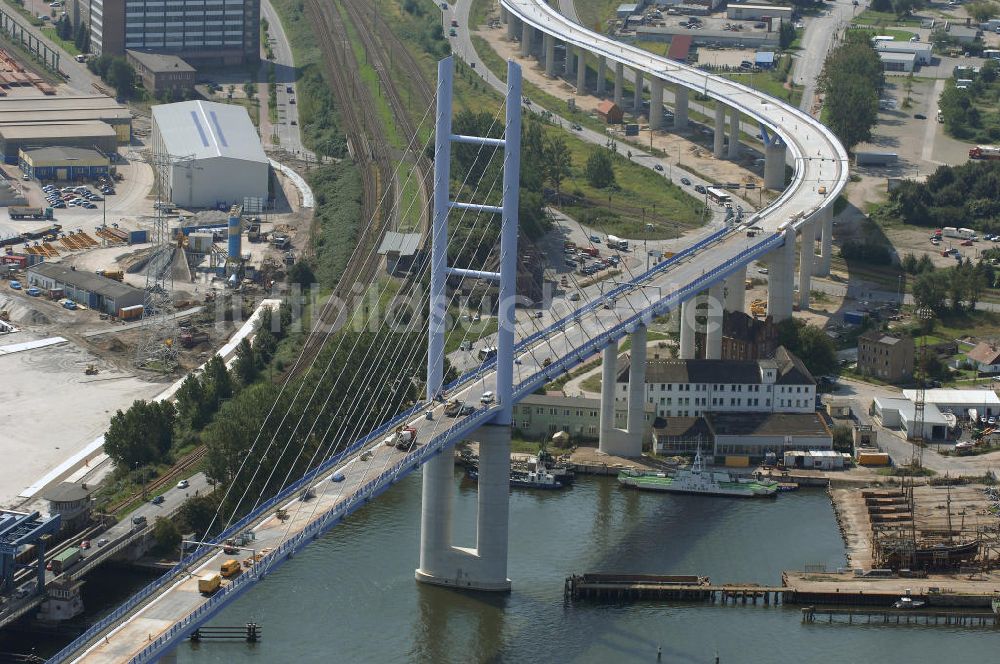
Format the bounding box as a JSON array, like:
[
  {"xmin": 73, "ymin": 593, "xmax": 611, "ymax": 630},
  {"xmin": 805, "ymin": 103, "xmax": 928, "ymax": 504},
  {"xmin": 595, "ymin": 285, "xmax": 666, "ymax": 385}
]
[
  {"xmin": 618, "ymin": 447, "xmax": 778, "ymax": 498},
  {"xmin": 894, "ymin": 596, "xmax": 925, "ymax": 609}
]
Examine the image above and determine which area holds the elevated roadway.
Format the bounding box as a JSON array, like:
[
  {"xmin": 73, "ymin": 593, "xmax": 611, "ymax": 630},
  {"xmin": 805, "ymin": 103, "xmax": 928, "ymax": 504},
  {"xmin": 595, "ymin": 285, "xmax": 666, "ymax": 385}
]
[{"xmin": 52, "ymin": 3, "xmax": 848, "ymax": 659}]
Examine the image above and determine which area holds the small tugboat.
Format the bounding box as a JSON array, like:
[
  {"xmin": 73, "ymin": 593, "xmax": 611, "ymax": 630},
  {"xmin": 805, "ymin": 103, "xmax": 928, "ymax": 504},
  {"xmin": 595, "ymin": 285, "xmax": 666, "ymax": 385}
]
[
  {"xmin": 894, "ymin": 594, "xmax": 926, "ymax": 610},
  {"xmin": 618, "ymin": 446, "xmax": 779, "ymax": 498},
  {"xmin": 510, "ymin": 466, "xmax": 564, "ymax": 489}
]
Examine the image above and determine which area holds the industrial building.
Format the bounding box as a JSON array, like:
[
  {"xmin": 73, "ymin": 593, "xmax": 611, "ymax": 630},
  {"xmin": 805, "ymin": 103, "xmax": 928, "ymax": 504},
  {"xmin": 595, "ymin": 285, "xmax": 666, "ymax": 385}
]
[
  {"xmin": 27, "ymin": 262, "xmax": 145, "ymax": 316},
  {"xmin": 720, "ymin": 311, "xmax": 778, "ymax": 361},
  {"xmin": 377, "ymin": 231, "xmax": 422, "ymax": 275},
  {"xmin": 0, "ymin": 95, "xmax": 132, "ymax": 145},
  {"xmin": 596, "ymin": 100, "xmax": 623, "ymax": 124},
  {"xmin": 874, "ymin": 41, "xmax": 932, "ymax": 65},
  {"xmin": 652, "ymin": 411, "xmax": 833, "ymax": 460},
  {"xmin": 857, "ymin": 330, "xmax": 913, "ymax": 383},
  {"xmin": 126, "ymin": 50, "xmax": 197, "ymax": 96},
  {"xmin": 513, "ymin": 393, "xmax": 653, "ymax": 441},
  {"xmin": 726, "ymin": 3, "xmax": 794, "ymax": 22},
  {"xmin": 872, "ymin": 397, "xmax": 951, "ymax": 442},
  {"xmin": 84, "ymin": 0, "xmax": 260, "ymax": 66},
  {"xmin": 878, "ymin": 51, "xmax": 916, "ymax": 73},
  {"xmin": 901, "ymin": 388, "xmax": 1000, "ymax": 420},
  {"xmin": 19, "ymin": 147, "xmax": 110, "ymax": 182},
  {"xmin": 0, "ymin": 123, "xmax": 119, "ymax": 165},
  {"xmin": 617, "ymin": 346, "xmax": 816, "ymax": 418},
  {"xmin": 151, "ymin": 100, "xmax": 269, "ymax": 209},
  {"xmin": 636, "ymin": 25, "xmax": 779, "ymax": 47}
]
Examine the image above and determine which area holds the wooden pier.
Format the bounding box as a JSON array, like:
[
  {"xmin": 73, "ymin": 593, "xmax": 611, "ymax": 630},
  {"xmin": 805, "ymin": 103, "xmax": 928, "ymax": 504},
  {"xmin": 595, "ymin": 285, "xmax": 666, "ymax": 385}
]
[
  {"xmin": 564, "ymin": 574, "xmax": 784, "ymax": 605},
  {"xmin": 801, "ymin": 606, "xmax": 998, "ymax": 626}
]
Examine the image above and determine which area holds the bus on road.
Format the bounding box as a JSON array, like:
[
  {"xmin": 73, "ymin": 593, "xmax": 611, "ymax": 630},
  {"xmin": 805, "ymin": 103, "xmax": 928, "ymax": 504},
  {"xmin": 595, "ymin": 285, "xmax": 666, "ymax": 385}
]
[{"xmin": 706, "ymin": 187, "xmax": 732, "ymax": 205}]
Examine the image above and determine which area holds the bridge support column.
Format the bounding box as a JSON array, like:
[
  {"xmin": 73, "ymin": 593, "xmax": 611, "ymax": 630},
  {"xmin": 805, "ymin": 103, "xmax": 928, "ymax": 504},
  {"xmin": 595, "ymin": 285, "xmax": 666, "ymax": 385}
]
[
  {"xmin": 599, "ymin": 343, "xmax": 618, "ymax": 454},
  {"xmin": 416, "ymin": 451, "xmax": 456, "ymax": 586},
  {"xmin": 520, "ymin": 23, "xmax": 532, "ymax": 57},
  {"xmin": 713, "ymin": 104, "xmax": 725, "ymax": 158},
  {"xmin": 649, "ymin": 78, "xmax": 663, "ymax": 130},
  {"xmin": 724, "ymin": 266, "xmax": 746, "ymax": 314},
  {"xmin": 728, "ymin": 109, "xmax": 740, "ymax": 159},
  {"xmin": 705, "ymin": 283, "xmax": 724, "ymax": 360},
  {"xmin": 764, "ymin": 140, "xmax": 785, "ymax": 190},
  {"xmin": 507, "ymin": 16, "xmax": 519, "ymax": 41},
  {"xmin": 576, "ymin": 47, "xmax": 586, "ymax": 93},
  {"xmin": 674, "ymin": 86, "xmax": 688, "ymax": 130},
  {"xmin": 814, "ymin": 205, "xmax": 833, "ymax": 277},
  {"xmin": 767, "ymin": 229, "xmax": 796, "ymax": 322},
  {"xmin": 633, "ymin": 70, "xmax": 643, "ymax": 113},
  {"xmin": 596, "ymin": 55, "xmax": 607, "ymax": 96},
  {"xmin": 472, "ymin": 424, "xmax": 512, "ymax": 590},
  {"xmin": 679, "ymin": 297, "xmax": 697, "ymax": 359},
  {"xmin": 613, "ymin": 62, "xmax": 623, "ymax": 106},
  {"xmin": 544, "ymin": 34, "xmax": 556, "ymax": 76},
  {"xmin": 564, "ymin": 42, "xmax": 574, "ymax": 76},
  {"xmin": 624, "ymin": 325, "xmax": 647, "ymax": 457},
  {"xmin": 798, "ymin": 216, "xmax": 816, "ymax": 310}
]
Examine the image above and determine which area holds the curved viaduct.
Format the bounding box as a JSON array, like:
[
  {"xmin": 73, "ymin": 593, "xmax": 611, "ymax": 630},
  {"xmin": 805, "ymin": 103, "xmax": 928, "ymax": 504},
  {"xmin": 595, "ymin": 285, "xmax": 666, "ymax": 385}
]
[{"xmin": 500, "ymin": 0, "xmax": 849, "ymax": 321}]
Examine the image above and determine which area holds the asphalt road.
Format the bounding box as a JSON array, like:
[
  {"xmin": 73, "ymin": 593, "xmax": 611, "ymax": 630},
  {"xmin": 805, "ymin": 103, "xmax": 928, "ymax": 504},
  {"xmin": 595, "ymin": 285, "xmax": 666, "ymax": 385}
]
[
  {"xmin": 793, "ymin": 0, "xmax": 866, "ymax": 113},
  {"xmin": 261, "ymin": 0, "xmax": 314, "ymax": 160}
]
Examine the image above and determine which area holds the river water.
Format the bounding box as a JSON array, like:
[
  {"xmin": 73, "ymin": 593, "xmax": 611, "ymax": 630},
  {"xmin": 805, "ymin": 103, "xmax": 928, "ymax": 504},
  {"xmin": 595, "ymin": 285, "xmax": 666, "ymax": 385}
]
[{"xmin": 157, "ymin": 472, "xmax": 998, "ymax": 662}]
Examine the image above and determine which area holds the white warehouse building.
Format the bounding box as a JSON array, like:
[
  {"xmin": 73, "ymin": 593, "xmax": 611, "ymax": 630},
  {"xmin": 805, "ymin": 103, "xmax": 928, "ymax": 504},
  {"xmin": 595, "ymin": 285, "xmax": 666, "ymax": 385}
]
[{"xmin": 151, "ymin": 100, "xmax": 269, "ymax": 209}]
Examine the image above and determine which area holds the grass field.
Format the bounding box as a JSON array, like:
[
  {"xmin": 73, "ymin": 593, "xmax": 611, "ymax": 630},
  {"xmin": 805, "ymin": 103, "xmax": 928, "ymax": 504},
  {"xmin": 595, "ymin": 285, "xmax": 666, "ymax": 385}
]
[{"xmin": 854, "ymin": 9, "xmax": 924, "ymax": 27}]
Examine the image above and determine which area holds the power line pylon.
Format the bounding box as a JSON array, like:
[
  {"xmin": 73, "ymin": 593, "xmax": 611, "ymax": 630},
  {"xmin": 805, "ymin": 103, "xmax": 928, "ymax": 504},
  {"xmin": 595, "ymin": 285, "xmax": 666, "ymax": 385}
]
[{"xmin": 129, "ymin": 148, "xmax": 194, "ymax": 371}]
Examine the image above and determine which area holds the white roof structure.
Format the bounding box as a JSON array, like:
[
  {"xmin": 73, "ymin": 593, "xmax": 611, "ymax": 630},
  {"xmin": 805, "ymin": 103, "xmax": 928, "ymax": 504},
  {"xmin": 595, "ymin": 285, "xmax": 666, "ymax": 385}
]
[
  {"xmin": 902, "ymin": 389, "xmax": 1000, "ymax": 407},
  {"xmin": 150, "ymin": 101, "xmax": 267, "ymax": 164}
]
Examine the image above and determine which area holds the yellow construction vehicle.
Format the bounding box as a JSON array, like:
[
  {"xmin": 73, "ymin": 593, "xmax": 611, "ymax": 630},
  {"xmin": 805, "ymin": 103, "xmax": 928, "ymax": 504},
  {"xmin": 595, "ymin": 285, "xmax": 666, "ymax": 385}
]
[
  {"xmin": 750, "ymin": 299, "xmax": 767, "ymax": 318},
  {"xmin": 96, "ymin": 269, "xmax": 124, "ymax": 282}
]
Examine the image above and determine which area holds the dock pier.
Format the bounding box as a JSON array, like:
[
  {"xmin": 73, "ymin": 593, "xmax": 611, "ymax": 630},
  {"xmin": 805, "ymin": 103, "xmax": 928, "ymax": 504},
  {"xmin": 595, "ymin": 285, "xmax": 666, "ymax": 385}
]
[
  {"xmin": 564, "ymin": 574, "xmax": 784, "ymax": 605},
  {"xmin": 801, "ymin": 606, "xmax": 998, "ymax": 626}
]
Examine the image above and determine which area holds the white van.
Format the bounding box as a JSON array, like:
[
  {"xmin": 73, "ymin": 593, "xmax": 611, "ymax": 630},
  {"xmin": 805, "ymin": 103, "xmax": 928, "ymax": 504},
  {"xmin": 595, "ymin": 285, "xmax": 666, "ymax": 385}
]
[{"xmin": 480, "ymin": 391, "xmax": 495, "ymax": 404}]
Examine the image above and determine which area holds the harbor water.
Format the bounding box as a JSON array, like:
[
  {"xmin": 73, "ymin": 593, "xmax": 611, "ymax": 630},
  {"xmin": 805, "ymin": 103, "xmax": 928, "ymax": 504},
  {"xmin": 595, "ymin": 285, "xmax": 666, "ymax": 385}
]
[{"xmin": 159, "ymin": 471, "xmax": 1000, "ymax": 662}]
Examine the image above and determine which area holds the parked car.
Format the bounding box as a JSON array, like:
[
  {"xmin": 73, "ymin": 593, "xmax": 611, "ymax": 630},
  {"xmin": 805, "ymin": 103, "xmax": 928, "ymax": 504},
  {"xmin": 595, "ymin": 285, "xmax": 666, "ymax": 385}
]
[
  {"xmin": 694, "ymin": 184, "xmax": 706, "ymax": 194},
  {"xmin": 177, "ymin": 479, "xmax": 190, "ymax": 489},
  {"xmin": 914, "ymin": 113, "xmax": 927, "ymax": 119},
  {"xmin": 680, "ymin": 177, "xmax": 691, "ymax": 185},
  {"xmin": 151, "ymin": 495, "xmax": 165, "ymax": 505},
  {"xmin": 653, "ymin": 164, "xmax": 664, "ymax": 172}
]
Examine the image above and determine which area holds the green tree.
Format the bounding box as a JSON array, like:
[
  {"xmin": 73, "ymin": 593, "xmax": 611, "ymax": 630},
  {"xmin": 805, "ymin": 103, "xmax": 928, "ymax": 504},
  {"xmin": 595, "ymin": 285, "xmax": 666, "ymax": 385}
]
[
  {"xmin": 104, "ymin": 400, "xmax": 176, "ymax": 467},
  {"xmin": 255, "ymin": 307, "xmax": 278, "ymax": 363},
  {"xmin": 775, "ymin": 319, "xmax": 837, "ymax": 377},
  {"xmin": 175, "ymin": 374, "xmax": 210, "ymax": 430},
  {"xmin": 832, "ymin": 425, "xmax": 854, "ymax": 453},
  {"xmin": 913, "ymin": 270, "xmax": 948, "ymax": 313},
  {"xmin": 968, "ymin": 0, "xmax": 1000, "ymax": 21},
  {"xmin": 544, "ymin": 134, "xmax": 572, "ymax": 198},
  {"xmin": 901, "ymin": 252, "xmax": 919, "ymax": 274},
  {"xmin": 203, "ymin": 355, "xmax": 233, "ymax": 411},
  {"xmin": 178, "ymin": 494, "xmax": 220, "ymax": 536},
  {"xmin": 233, "ymin": 338, "xmax": 259, "ymax": 385},
  {"xmin": 779, "ymin": 21, "xmax": 797, "ymax": 50},
  {"xmin": 870, "ymin": 0, "xmax": 893, "ymax": 10},
  {"xmin": 892, "ymin": 0, "xmax": 925, "ymax": 17},
  {"xmin": 585, "ymin": 148, "xmax": 615, "ymax": 189},
  {"xmin": 107, "ymin": 57, "xmax": 136, "ymax": 99},
  {"xmin": 152, "ymin": 516, "xmax": 182, "ymax": 552}
]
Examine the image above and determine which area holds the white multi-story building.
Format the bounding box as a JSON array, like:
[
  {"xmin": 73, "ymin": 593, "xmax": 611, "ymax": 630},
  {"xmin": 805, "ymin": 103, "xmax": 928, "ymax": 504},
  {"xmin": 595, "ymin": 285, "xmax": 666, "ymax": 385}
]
[{"xmin": 616, "ymin": 346, "xmax": 816, "ymax": 418}]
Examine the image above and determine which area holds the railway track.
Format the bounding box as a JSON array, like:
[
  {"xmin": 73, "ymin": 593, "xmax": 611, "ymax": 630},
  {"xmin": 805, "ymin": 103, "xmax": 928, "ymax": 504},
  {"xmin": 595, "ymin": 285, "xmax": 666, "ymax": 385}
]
[
  {"xmin": 104, "ymin": 446, "xmax": 208, "ymax": 515},
  {"xmin": 294, "ymin": 0, "xmax": 433, "ymax": 377}
]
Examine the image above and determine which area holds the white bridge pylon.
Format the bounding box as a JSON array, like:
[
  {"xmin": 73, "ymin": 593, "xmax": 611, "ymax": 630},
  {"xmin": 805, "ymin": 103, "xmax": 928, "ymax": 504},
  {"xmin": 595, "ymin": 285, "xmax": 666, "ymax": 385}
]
[{"xmin": 417, "ymin": 56, "xmax": 522, "ymax": 592}]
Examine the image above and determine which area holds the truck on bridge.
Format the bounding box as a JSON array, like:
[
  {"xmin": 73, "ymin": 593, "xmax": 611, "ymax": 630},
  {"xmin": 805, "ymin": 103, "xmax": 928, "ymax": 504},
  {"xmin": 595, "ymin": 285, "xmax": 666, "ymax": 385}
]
[
  {"xmin": 969, "ymin": 145, "xmax": 1000, "ymax": 160},
  {"xmin": 50, "ymin": 546, "xmax": 81, "ymax": 574},
  {"xmin": 383, "ymin": 426, "xmax": 417, "ymax": 450}
]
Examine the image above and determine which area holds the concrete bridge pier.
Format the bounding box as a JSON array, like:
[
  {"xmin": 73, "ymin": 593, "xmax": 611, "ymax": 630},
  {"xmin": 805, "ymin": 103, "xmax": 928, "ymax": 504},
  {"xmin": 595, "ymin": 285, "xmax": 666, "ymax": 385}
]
[
  {"xmin": 506, "ymin": 15, "xmax": 519, "ymax": 40},
  {"xmin": 544, "ymin": 34, "xmax": 556, "ymax": 76},
  {"xmin": 520, "ymin": 23, "xmax": 532, "ymax": 57},
  {"xmin": 798, "ymin": 216, "xmax": 816, "ymax": 310},
  {"xmin": 614, "ymin": 62, "xmax": 624, "ymax": 106},
  {"xmin": 705, "ymin": 282, "xmax": 724, "ymax": 360},
  {"xmin": 713, "ymin": 104, "xmax": 726, "ymax": 158},
  {"xmin": 596, "ymin": 55, "xmax": 607, "ymax": 96},
  {"xmin": 724, "ymin": 267, "xmax": 746, "ymax": 313},
  {"xmin": 564, "ymin": 42, "xmax": 574, "ymax": 76},
  {"xmin": 767, "ymin": 229, "xmax": 796, "ymax": 322},
  {"xmin": 679, "ymin": 296, "xmax": 697, "ymax": 359},
  {"xmin": 814, "ymin": 205, "xmax": 833, "ymax": 277},
  {"xmin": 416, "ymin": 424, "xmax": 512, "ymax": 592},
  {"xmin": 728, "ymin": 110, "xmax": 740, "ymax": 159},
  {"xmin": 598, "ymin": 326, "xmax": 647, "ymax": 457},
  {"xmin": 633, "ymin": 70, "xmax": 643, "ymax": 113},
  {"xmin": 575, "ymin": 47, "xmax": 586, "ymax": 93},
  {"xmin": 674, "ymin": 86, "xmax": 689, "ymax": 130},
  {"xmin": 649, "ymin": 78, "xmax": 663, "ymax": 130},
  {"xmin": 764, "ymin": 140, "xmax": 785, "ymax": 190}
]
